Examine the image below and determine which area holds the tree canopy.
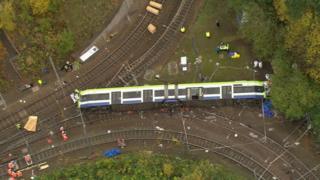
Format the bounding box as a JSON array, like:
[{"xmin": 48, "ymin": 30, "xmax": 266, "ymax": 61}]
[
  {"xmin": 228, "ymin": 0, "xmax": 320, "ymax": 141},
  {"xmin": 38, "ymin": 152, "xmax": 246, "ymax": 180},
  {"xmin": 0, "ymin": 0, "xmax": 16, "ymax": 31},
  {"xmin": 28, "ymin": 0, "xmax": 50, "ymax": 15}
]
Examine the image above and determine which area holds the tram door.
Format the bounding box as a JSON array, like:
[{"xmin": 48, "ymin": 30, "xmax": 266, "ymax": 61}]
[
  {"xmin": 143, "ymin": 90, "xmax": 153, "ymax": 102},
  {"xmin": 187, "ymin": 87, "xmax": 203, "ymax": 100},
  {"xmin": 111, "ymin": 91, "xmax": 121, "ymax": 104},
  {"xmin": 221, "ymin": 86, "xmax": 232, "ymax": 99}
]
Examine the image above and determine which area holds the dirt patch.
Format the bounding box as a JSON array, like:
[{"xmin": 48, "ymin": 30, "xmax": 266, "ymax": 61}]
[{"xmin": 144, "ymin": 0, "xmax": 269, "ymax": 84}]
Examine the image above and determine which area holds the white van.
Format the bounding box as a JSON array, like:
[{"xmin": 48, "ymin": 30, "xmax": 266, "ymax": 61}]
[{"xmin": 79, "ymin": 46, "xmax": 99, "ymax": 62}]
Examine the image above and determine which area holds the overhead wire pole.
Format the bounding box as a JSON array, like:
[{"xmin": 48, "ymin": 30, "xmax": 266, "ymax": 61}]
[
  {"xmin": 180, "ymin": 112, "xmax": 190, "ymax": 151},
  {"xmin": 49, "ymin": 56, "xmax": 66, "ymax": 98},
  {"xmin": 0, "ymin": 92, "xmax": 7, "ymax": 110},
  {"xmin": 79, "ymin": 108, "xmax": 92, "ymax": 157},
  {"xmin": 79, "ymin": 108, "xmax": 87, "ymax": 136},
  {"xmin": 261, "ymin": 99, "xmax": 267, "ymax": 143}
]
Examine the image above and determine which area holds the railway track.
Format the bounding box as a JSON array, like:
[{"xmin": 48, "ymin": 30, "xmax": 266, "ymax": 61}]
[
  {"xmin": 1, "ymin": 0, "xmax": 317, "ymax": 178},
  {"xmin": 1, "ymin": 105, "xmax": 318, "ymax": 179},
  {"xmin": 195, "ymin": 108, "xmax": 320, "ymax": 180},
  {"xmin": 0, "ymin": 129, "xmax": 276, "ymax": 180},
  {"xmin": 110, "ymin": 0, "xmax": 194, "ymax": 87},
  {"xmin": 0, "ymin": 0, "xmax": 184, "ymax": 136}
]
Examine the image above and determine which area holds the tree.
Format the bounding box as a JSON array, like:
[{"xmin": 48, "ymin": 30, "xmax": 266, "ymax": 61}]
[
  {"xmin": 305, "ymin": 19, "xmax": 320, "ymax": 83},
  {"xmin": 28, "ymin": 0, "xmax": 50, "ymax": 15},
  {"xmin": 273, "ymin": 0, "xmax": 289, "ymax": 22},
  {"xmin": 56, "ymin": 29, "xmax": 74, "ymax": 58},
  {"xmin": 0, "ymin": 42, "xmax": 7, "ymax": 60},
  {"xmin": 163, "ymin": 163, "xmax": 174, "ymax": 177},
  {"xmin": 271, "ymin": 56, "xmax": 320, "ymax": 120},
  {"xmin": 284, "ymin": 10, "xmax": 313, "ymax": 60},
  {"xmin": 0, "ymin": 0, "xmax": 16, "ymax": 31},
  {"xmin": 285, "ymin": 0, "xmax": 320, "ymax": 19},
  {"xmin": 239, "ymin": 2, "xmax": 280, "ymax": 59}
]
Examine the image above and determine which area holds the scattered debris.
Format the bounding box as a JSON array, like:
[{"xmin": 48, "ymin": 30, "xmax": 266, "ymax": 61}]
[
  {"xmin": 155, "ymin": 126, "xmax": 164, "ymax": 131},
  {"xmin": 249, "ymin": 132, "xmax": 258, "ymax": 138}
]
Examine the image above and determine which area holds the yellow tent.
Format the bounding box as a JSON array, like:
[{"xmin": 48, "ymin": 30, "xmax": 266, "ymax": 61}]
[
  {"xmin": 24, "ymin": 116, "xmax": 38, "ymax": 132},
  {"xmin": 147, "ymin": 24, "xmax": 157, "ymax": 34}
]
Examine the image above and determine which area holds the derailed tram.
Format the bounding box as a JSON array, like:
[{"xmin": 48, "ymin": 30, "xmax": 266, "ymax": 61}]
[{"xmin": 76, "ymin": 81, "xmax": 266, "ymax": 109}]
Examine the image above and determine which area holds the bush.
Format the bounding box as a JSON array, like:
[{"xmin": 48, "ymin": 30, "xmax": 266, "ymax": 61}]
[
  {"xmin": 0, "ymin": 0, "xmax": 16, "ymax": 31},
  {"xmin": 28, "ymin": 0, "xmax": 50, "ymax": 15},
  {"xmin": 38, "ymin": 153, "xmax": 246, "ymax": 179},
  {"xmin": 56, "ymin": 29, "xmax": 75, "ymax": 58}
]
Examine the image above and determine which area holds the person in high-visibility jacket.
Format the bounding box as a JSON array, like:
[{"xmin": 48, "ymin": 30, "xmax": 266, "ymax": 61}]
[
  {"xmin": 205, "ymin": 31, "xmax": 211, "ymax": 38},
  {"xmin": 37, "ymin": 79, "xmax": 43, "ymax": 86},
  {"xmin": 180, "ymin": 27, "xmax": 186, "ymax": 33}
]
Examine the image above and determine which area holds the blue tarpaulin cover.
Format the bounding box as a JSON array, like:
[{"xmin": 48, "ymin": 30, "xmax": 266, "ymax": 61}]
[
  {"xmin": 263, "ymin": 100, "xmax": 274, "ymax": 118},
  {"xmin": 104, "ymin": 148, "xmax": 121, "ymax": 157}
]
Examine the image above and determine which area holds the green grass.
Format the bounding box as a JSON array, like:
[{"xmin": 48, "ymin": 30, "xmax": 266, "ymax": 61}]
[{"xmin": 145, "ymin": 0, "xmax": 255, "ymax": 84}]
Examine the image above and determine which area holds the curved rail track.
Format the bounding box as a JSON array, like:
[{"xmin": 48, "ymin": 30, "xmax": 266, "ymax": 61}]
[
  {"xmin": 0, "ymin": 0, "xmax": 317, "ymax": 179},
  {"xmin": 1, "ymin": 105, "xmax": 319, "ymax": 179},
  {"xmin": 110, "ymin": 0, "xmax": 194, "ymax": 87},
  {"xmin": 194, "ymin": 107, "xmax": 320, "ymax": 180},
  {"xmin": 0, "ymin": 0, "xmax": 194, "ymax": 137},
  {"xmin": 0, "ymin": 129, "xmax": 276, "ymax": 179}
]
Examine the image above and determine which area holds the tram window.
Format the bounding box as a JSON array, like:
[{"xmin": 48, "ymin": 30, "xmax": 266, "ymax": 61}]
[
  {"xmin": 203, "ymin": 87, "xmax": 220, "ymax": 94},
  {"xmin": 155, "ymin": 90, "xmax": 164, "ymax": 97},
  {"xmin": 97, "ymin": 93, "xmax": 110, "ymax": 100},
  {"xmin": 81, "ymin": 93, "xmax": 109, "ymax": 101},
  {"xmin": 255, "ymin": 86, "xmax": 264, "ymax": 92},
  {"xmin": 168, "ymin": 89, "xmax": 175, "ymax": 96},
  {"xmin": 178, "ymin": 89, "xmax": 186, "ymax": 95},
  {"xmin": 123, "ymin": 91, "xmax": 141, "ymax": 98},
  {"xmin": 234, "ymin": 86, "xmax": 263, "ymax": 93}
]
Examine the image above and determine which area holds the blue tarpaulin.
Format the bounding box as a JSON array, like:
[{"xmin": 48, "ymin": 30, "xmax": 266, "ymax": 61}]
[
  {"xmin": 104, "ymin": 148, "xmax": 121, "ymax": 158},
  {"xmin": 263, "ymin": 100, "xmax": 274, "ymax": 118}
]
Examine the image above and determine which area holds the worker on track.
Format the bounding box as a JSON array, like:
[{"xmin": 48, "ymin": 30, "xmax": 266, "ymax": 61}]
[
  {"xmin": 180, "ymin": 27, "xmax": 186, "ymax": 33},
  {"xmin": 15, "ymin": 123, "xmax": 21, "ymax": 130},
  {"xmin": 37, "ymin": 79, "xmax": 43, "ymax": 86},
  {"xmin": 205, "ymin": 31, "xmax": 211, "ymax": 38}
]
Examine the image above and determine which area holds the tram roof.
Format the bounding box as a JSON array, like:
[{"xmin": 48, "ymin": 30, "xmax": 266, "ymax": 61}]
[{"xmin": 79, "ymin": 80, "xmax": 264, "ymax": 95}]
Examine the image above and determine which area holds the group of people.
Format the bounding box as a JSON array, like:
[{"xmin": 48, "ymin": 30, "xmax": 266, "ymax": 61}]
[
  {"xmin": 7, "ymin": 161, "xmax": 22, "ymax": 179},
  {"xmin": 21, "ymin": 62, "xmax": 73, "ymax": 92},
  {"xmin": 253, "ymin": 60, "xmax": 263, "ymax": 69},
  {"xmin": 60, "ymin": 126, "xmax": 69, "ymax": 142},
  {"xmin": 61, "ymin": 61, "xmax": 73, "ymax": 72},
  {"xmin": 181, "ymin": 20, "xmax": 220, "ymax": 33}
]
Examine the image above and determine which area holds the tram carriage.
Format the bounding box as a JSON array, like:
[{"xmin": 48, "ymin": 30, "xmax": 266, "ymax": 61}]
[{"xmin": 77, "ymin": 81, "xmax": 266, "ymax": 108}]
